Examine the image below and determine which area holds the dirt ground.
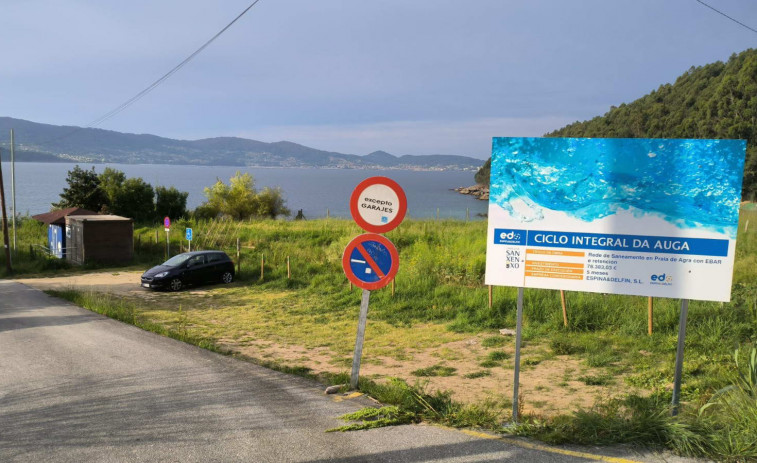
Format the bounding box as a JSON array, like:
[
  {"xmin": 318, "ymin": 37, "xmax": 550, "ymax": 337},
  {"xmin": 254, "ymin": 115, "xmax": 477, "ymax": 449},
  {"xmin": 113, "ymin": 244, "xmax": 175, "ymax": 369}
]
[{"xmin": 16, "ymin": 271, "xmax": 626, "ymax": 416}]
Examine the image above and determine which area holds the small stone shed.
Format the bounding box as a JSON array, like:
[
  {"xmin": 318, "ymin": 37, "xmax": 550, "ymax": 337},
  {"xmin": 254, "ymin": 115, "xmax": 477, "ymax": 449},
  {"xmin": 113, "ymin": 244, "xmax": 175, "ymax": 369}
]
[{"xmin": 65, "ymin": 215, "xmax": 133, "ymax": 265}]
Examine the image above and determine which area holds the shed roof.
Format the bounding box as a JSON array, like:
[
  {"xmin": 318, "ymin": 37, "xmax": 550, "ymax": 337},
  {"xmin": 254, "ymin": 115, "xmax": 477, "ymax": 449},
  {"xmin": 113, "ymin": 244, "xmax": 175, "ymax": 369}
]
[
  {"xmin": 32, "ymin": 207, "xmax": 98, "ymax": 225},
  {"xmin": 66, "ymin": 215, "xmax": 132, "ymax": 223}
]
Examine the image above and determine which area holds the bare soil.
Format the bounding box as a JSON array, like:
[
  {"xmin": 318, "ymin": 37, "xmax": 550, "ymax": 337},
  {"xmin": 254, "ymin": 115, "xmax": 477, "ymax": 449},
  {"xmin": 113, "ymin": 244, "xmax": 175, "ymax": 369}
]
[{"xmin": 16, "ymin": 271, "xmax": 630, "ymax": 415}]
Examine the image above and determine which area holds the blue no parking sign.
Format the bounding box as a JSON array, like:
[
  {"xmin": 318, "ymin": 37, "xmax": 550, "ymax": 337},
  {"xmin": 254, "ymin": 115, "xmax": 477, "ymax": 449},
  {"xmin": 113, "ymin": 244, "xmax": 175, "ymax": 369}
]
[{"xmin": 342, "ymin": 234, "xmax": 399, "ymax": 291}]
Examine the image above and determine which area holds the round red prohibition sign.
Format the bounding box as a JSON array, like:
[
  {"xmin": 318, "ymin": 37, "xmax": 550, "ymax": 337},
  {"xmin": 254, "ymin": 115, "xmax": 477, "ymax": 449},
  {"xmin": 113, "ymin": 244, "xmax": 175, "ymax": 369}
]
[
  {"xmin": 350, "ymin": 176, "xmax": 407, "ymax": 234},
  {"xmin": 342, "ymin": 234, "xmax": 400, "ymax": 291}
]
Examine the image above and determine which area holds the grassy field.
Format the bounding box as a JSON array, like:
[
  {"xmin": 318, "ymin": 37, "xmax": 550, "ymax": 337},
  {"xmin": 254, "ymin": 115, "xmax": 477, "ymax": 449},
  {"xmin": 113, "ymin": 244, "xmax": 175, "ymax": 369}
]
[{"xmin": 4, "ymin": 211, "xmax": 757, "ymax": 460}]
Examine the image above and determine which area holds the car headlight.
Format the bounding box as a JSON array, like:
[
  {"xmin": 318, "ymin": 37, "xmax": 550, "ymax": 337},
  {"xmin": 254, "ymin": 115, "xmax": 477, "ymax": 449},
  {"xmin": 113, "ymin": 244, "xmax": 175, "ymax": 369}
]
[{"xmin": 154, "ymin": 271, "xmax": 169, "ymax": 278}]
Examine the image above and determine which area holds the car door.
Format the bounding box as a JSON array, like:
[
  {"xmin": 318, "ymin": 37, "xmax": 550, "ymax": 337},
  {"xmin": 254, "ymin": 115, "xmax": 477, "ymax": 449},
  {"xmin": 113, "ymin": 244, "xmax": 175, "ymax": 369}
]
[
  {"xmin": 205, "ymin": 252, "xmax": 228, "ymax": 282},
  {"xmin": 183, "ymin": 255, "xmax": 207, "ymax": 284}
]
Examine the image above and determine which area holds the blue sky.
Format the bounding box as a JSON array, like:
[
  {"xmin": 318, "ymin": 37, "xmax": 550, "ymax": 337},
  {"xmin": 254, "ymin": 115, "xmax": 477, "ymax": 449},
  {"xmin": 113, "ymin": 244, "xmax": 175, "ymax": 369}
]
[{"xmin": 1, "ymin": 0, "xmax": 755, "ymax": 159}]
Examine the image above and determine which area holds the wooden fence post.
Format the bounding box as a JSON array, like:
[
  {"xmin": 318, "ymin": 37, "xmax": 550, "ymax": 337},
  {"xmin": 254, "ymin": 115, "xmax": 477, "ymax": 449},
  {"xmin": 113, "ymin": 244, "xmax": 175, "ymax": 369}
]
[
  {"xmin": 260, "ymin": 254, "xmax": 264, "ymax": 280},
  {"xmin": 287, "ymin": 256, "xmax": 291, "ymax": 279},
  {"xmin": 560, "ymin": 290, "xmax": 569, "ymax": 327},
  {"xmin": 236, "ymin": 238, "xmax": 241, "ymax": 276}
]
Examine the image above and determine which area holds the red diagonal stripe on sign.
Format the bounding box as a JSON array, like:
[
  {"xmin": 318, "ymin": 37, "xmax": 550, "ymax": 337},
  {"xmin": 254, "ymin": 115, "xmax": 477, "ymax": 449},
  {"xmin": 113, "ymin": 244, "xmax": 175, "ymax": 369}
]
[{"xmin": 357, "ymin": 243, "xmax": 385, "ymax": 279}]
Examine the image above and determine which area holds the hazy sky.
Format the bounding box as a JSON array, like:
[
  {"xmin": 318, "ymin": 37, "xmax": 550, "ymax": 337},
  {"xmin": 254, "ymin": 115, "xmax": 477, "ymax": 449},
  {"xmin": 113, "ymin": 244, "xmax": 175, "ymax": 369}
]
[{"xmin": 1, "ymin": 0, "xmax": 756, "ymax": 159}]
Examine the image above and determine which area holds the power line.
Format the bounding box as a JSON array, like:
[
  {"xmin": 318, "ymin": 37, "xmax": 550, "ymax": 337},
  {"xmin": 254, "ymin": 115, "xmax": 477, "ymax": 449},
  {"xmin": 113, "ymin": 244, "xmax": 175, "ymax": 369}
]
[
  {"xmin": 88, "ymin": 0, "xmax": 263, "ymax": 128},
  {"xmin": 8, "ymin": 0, "xmax": 262, "ymax": 150},
  {"xmin": 694, "ymin": 0, "xmax": 757, "ymax": 35}
]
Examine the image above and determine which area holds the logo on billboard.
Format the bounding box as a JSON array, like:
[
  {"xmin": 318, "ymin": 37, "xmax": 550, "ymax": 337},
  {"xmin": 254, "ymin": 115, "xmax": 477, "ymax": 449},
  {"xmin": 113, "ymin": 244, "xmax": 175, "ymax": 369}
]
[
  {"xmin": 650, "ymin": 273, "xmax": 673, "ymax": 286},
  {"xmin": 494, "ymin": 228, "xmax": 527, "ymax": 245}
]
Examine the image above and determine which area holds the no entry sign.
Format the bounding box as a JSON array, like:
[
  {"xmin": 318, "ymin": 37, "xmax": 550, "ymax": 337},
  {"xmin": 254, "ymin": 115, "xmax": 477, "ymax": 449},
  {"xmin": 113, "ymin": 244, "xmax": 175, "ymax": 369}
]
[
  {"xmin": 342, "ymin": 233, "xmax": 399, "ymax": 290},
  {"xmin": 350, "ymin": 177, "xmax": 407, "ymax": 233}
]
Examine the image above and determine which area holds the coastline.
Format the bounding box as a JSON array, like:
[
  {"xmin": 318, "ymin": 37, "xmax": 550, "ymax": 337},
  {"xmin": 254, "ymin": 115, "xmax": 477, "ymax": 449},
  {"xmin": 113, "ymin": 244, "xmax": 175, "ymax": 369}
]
[{"xmin": 453, "ymin": 184, "xmax": 489, "ymax": 200}]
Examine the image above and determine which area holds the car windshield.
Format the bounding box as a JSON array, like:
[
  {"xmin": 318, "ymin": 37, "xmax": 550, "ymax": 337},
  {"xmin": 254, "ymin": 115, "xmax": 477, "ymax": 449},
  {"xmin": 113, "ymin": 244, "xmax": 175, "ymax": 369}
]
[{"xmin": 162, "ymin": 254, "xmax": 192, "ymax": 267}]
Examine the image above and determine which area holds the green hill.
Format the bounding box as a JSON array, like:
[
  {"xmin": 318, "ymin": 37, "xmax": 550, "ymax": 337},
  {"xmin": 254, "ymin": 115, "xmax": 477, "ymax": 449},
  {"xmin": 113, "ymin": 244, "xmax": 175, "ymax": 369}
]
[{"xmin": 475, "ymin": 48, "xmax": 757, "ymax": 198}]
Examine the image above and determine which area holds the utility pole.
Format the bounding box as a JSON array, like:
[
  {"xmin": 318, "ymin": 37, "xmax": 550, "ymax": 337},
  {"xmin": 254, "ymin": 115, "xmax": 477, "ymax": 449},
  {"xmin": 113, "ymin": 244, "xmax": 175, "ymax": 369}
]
[
  {"xmin": 0, "ymin": 148, "xmax": 13, "ymax": 273},
  {"xmin": 10, "ymin": 129, "xmax": 16, "ymax": 257}
]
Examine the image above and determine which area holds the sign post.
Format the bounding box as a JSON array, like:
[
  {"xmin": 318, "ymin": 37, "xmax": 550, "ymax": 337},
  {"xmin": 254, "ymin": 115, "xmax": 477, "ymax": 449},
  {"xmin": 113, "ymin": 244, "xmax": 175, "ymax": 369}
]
[
  {"xmin": 344, "ymin": 177, "xmax": 406, "ymax": 390},
  {"xmin": 185, "ymin": 228, "xmax": 193, "ymax": 252},
  {"xmin": 164, "ymin": 216, "xmax": 171, "ymax": 259},
  {"xmin": 671, "ymin": 299, "xmax": 690, "ymax": 416}
]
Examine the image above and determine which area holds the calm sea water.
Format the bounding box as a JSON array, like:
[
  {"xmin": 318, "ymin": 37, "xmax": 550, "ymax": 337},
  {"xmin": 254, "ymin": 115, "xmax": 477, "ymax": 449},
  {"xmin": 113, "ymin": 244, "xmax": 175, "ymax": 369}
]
[{"xmin": 0, "ymin": 162, "xmax": 487, "ymax": 220}]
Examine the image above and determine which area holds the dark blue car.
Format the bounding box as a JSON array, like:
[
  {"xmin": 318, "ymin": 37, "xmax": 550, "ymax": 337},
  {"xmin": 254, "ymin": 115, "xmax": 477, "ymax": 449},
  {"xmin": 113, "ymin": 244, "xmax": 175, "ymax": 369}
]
[{"xmin": 141, "ymin": 251, "xmax": 235, "ymax": 291}]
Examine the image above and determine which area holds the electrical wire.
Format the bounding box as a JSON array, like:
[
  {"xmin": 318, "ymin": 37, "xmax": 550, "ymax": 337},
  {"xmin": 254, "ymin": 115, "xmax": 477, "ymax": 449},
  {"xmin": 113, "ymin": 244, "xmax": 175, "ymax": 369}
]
[
  {"xmin": 87, "ymin": 0, "xmax": 263, "ymax": 128},
  {"xmin": 694, "ymin": 0, "xmax": 757, "ymax": 35},
  {"xmin": 15, "ymin": 0, "xmax": 262, "ymax": 149}
]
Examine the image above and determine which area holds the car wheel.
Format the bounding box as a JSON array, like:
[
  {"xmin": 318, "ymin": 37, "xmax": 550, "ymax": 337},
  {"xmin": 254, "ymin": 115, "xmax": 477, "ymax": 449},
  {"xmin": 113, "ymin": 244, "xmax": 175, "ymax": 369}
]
[
  {"xmin": 221, "ymin": 271, "xmax": 234, "ymax": 284},
  {"xmin": 169, "ymin": 278, "xmax": 183, "ymax": 291}
]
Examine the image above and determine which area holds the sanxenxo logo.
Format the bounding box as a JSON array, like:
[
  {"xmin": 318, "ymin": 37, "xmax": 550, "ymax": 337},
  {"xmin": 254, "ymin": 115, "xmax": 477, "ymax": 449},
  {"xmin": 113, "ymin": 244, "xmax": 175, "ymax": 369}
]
[
  {"xmin": 650, "ymin": 273, "xmax": 673, "ymax": 285},
  {"xmin": 493, "ymin": 228, "xmax": 527, "ymax": 246}
]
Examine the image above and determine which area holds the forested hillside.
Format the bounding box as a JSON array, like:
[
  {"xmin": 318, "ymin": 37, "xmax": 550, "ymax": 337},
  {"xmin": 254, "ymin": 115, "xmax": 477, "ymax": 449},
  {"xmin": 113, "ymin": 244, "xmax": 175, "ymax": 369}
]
[{"xmin": 475, "ymin": 48, "xmax": 757, "ymax": 198}]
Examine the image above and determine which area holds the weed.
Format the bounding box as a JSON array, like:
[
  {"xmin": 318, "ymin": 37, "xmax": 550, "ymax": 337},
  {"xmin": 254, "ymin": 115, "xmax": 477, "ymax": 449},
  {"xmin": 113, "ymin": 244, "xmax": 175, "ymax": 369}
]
[
  {"xmin": 463, "ymin": 370, "xmax": 491, "ymax": 379},
  {"xmin": 579, "ymin": 374, "xmax": 614, "ymax": 386},
  {"xmin": 487, "ymin": 351, "xmax": 509, "ymax": 361},
  {"xmin": 481, "ymin": 336, "xmax": 506, "ymax": 348},
  {"xmin": 411, "ymin": 365, "xmax": 457, "ymax": 377}
]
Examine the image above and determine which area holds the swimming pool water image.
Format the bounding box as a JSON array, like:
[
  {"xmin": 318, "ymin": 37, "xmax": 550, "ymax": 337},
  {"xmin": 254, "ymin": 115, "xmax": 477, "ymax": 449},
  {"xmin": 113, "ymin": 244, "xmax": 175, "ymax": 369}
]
[{"xmin": 489, "ymin": 137, "xmax": 746, "ymax": 238}]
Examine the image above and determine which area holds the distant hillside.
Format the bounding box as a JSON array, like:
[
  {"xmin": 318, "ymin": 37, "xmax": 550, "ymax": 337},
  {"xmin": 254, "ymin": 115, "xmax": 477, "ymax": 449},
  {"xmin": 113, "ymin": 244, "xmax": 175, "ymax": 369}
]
[
  {"xmin": 0, "ymin": 117, "xmax": 482, "ymax": 171},
  {"xmin": 475, "ymin": 48, "xmax": 757, "ymax": 197}
]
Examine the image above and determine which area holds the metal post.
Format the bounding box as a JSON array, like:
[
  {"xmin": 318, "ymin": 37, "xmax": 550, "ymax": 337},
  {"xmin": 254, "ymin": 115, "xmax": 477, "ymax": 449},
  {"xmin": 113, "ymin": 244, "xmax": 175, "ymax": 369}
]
[
  {"xmin": 671, "ymin": 299, "xmax": 689, "ymax": 416},
  {"xmin": 648, "ymin": 297, "xmax": 654, "ymax": 336},
  {"xmin": 165, "ymin": 229, "xmax": 169, "ymax": 259},
  {"xmin": 10, "ymin": 129, "xmax": 16, "ymax": 258},
  {"xmin": 350, "ymin": 289, "xmax": 371, "ymax": 390},
  {"xmin": 512, "ymin": 287, "xmax": 524, "ymax": 423},
  {"xmin": 0, "ymin": 149, "xmax": 12, "ymax": 273}
]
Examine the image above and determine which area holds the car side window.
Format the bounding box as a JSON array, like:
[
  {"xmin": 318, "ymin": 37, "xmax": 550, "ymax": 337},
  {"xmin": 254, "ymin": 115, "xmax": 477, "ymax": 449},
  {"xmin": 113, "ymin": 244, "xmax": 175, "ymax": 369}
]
[
  {"xmin": 188, "ymin": 255, "xmax": 206, "ymax": 267},
  {"xmin": 207, "ymin": 253, "xmax": 223, "ymax": 263}
]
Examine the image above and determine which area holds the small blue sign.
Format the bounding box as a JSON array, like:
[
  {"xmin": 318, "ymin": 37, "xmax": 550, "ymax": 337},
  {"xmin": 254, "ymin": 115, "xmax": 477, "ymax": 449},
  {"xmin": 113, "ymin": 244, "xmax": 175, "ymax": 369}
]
[
  {"xmin": 185, "ymin": 228, "xmax": 193, "ymax": 241},
  {"xmin": 349, "ymin": 240, "xmax": 392, "ymax": 283}
]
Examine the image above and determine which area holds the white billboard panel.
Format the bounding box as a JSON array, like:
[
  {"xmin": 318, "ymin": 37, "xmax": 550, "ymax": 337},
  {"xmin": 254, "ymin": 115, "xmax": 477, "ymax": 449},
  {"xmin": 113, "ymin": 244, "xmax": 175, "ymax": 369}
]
[{"xmin": 485, "ymin": 138, "xmax": 746, "ymax": 302}]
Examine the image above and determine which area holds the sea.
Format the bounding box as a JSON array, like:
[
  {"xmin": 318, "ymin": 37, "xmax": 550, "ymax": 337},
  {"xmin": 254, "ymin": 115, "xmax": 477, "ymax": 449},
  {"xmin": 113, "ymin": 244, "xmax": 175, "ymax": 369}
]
[{"xmin": 0, "ymin": 162, "xmax": 488, "ymax": 221}]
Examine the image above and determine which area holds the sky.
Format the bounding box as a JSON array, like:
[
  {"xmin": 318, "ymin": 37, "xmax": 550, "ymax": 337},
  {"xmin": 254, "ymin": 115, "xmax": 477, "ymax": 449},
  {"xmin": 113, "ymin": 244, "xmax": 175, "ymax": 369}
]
[{"xmin": 1, "ymin": 0, "xmax": 756, "ymax": 159}]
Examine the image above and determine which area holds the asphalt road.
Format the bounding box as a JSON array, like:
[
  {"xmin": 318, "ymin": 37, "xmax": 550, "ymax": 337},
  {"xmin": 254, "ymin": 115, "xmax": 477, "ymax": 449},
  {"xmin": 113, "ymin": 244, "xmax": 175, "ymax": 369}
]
[{"xmin": 0, "ymin": 280, "xmax": 698, "ymax": 463}]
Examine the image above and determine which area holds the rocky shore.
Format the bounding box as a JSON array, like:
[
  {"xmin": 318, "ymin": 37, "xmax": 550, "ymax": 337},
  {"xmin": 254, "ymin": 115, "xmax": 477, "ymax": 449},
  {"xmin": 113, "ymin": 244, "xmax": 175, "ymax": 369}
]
[{"xmin": 453, "ymin": 184, "xmax": 489, "ymax": 200}]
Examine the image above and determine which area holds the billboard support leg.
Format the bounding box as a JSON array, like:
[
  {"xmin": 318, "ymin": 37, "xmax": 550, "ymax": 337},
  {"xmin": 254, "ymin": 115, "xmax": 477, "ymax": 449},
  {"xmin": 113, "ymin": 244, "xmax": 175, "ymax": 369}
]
[
  {"xmin": 350, "ymin": 289, "xmax": 371, "ymax": 390},
  {"xmin": 512, "ymin": 287, "xmax": 524, "ymax": 423},
  {"xmin": 671, "ymin": 299, "xmax": 689, "ymax": 416}
]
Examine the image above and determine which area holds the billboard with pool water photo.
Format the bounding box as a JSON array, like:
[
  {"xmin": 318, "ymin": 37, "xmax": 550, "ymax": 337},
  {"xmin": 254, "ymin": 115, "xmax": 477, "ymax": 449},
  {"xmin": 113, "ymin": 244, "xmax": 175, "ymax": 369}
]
[{"xmin": 485, "ymin": 137, "xmax": 747, "ymax": 302}]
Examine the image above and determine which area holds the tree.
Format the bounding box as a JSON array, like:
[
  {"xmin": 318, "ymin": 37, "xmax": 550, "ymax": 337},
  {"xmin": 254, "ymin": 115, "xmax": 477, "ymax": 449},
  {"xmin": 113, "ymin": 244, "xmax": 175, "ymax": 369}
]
[
  {"xmin": 53, "ymin": 165, "xmax": 108, "ymax": 211},
  {"xmin": 197, "ymin": 172, "xmax": 289, "ymax": 220},
  {"xmin": 99, "ymin": 167, "xmax": 126, "ymax": 208},
  {"xmin": 155, "ymin": 186, "xmax": 188, "ymax": 220},
  {"xmin": 112, "ymin": 178, "xmax": 155, "ymax": 223},
  {"xmin": 255, "ymin": 187, "xmax": 290, "ymax": 219}
]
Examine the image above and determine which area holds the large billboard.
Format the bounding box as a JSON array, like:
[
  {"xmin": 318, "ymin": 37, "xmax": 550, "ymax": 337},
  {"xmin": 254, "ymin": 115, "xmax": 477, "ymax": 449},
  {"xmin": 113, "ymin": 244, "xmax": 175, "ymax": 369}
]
[{"xmin": 485, "ymin": 137, "xmax": 747, "ymax": 302}]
